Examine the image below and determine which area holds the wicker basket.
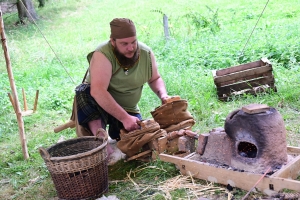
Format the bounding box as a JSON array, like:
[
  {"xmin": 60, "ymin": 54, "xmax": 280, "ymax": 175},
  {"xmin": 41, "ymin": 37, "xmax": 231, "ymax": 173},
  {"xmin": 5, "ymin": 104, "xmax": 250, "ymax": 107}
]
[{"xmin": 39, "ymin": 136, "xmax": 108, "ymax": 200}]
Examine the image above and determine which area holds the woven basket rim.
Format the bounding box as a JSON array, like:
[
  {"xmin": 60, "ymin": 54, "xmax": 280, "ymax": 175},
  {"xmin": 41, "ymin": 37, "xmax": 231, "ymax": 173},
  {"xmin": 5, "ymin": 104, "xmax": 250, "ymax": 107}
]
[{"xmin": 40, "ymin": 136, "xmax": 107, "ymax": 162}]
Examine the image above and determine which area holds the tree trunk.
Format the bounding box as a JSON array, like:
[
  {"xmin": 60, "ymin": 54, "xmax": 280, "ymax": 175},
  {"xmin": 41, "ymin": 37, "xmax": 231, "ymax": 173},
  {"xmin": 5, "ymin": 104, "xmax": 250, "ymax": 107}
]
[
  {"xmin": 38, "ymin": 0, "xmax": 46, "ymax": 8},
  {"xmin": 16, "ymin": 0, "xmax": 38, "ymax": 24}
]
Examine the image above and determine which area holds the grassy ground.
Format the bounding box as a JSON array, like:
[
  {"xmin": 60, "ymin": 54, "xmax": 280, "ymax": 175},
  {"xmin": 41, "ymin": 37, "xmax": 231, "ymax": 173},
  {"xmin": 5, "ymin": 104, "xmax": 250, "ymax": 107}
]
[{"xmin": 0, "ymin": 0, "xmax": 299, "ymax": 199}]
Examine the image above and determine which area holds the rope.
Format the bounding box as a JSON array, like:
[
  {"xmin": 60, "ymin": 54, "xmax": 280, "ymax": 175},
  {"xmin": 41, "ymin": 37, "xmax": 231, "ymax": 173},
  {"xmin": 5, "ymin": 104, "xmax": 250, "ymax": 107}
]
[
  {"xmin": 240, "ymin": 0, "xmax": 270, "ymax": 55},
  {"xmin": 18, "ymin": 0, "xmax": 76, "ymax": 85}
]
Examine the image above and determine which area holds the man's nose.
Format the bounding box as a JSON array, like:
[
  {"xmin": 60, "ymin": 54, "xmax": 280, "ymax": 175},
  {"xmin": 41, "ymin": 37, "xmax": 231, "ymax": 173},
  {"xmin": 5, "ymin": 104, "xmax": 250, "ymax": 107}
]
[{"xmin": 127, "ymin": 44, "xmax": 134, "ymax": 51}]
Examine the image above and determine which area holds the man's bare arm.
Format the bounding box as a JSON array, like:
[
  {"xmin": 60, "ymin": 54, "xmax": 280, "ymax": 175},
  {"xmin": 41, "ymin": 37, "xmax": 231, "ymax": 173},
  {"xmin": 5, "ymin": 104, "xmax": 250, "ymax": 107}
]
[{"xmin": 148, "ymin": 51, "xmax": 169, "ymax": 103}]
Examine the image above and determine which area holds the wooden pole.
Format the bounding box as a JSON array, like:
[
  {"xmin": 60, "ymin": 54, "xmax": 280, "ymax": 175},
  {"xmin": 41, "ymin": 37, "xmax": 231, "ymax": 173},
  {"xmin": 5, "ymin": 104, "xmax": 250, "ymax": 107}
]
[
  {"xmin": 33, "ymin": 90, "xmax": 39, "ymax": 112},
  {"xmin": 163, "ymin": 14, "xmax": 170, "ymax": 39},
  {"xmin": 8, "ymin": 92, "xmax": 16, "ymax": 112},
  {"xmin": 0, "ymin": 9, "xmax": 29, "ymax": 159},
  {"xmin": 22, "ymin": 88, "xmax": 28, "ymax": 111}
]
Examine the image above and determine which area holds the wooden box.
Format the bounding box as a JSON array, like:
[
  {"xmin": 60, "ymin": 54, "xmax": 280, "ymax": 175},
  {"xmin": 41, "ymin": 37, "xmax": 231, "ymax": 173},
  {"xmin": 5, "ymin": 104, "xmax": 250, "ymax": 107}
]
[{"xmin": 212, "ymin": 58, "xmax": 277, "ymax": 101}]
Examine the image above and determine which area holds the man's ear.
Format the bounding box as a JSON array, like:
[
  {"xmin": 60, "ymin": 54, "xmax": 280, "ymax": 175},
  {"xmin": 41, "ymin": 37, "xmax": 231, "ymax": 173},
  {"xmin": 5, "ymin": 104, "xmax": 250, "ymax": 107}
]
[{"xmin": 110, "ymin": 38, "xmax": 116, "ymax": 47}]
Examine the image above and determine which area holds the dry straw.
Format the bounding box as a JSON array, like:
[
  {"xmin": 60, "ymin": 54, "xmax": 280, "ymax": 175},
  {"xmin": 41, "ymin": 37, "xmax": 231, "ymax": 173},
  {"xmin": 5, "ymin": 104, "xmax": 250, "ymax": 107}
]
[{"xmin": 119, "ymin": 166, "xmax": 228, "ymax": 200}]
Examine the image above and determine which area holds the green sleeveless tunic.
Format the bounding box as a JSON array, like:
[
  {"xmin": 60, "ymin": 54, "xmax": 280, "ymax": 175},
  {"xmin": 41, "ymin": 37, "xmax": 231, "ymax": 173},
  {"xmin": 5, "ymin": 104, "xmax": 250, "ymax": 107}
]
[{"xmin": 86, "ymin": 41, "xmax": 152, "ymax": 113}]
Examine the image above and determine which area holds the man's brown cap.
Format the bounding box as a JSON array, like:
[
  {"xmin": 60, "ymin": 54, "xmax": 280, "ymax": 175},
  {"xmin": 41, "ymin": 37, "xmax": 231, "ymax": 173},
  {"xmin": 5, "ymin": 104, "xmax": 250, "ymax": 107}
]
[{"xmin": 110, "ymin": 18, "xmax": 136, "ymax": 39}]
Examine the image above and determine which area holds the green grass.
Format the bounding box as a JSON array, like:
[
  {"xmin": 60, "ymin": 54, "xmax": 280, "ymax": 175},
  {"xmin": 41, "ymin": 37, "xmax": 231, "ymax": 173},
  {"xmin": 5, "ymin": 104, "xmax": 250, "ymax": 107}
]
[{"xmin": 0, "ymin": 0, "xmax": 300, "ymax": 199}]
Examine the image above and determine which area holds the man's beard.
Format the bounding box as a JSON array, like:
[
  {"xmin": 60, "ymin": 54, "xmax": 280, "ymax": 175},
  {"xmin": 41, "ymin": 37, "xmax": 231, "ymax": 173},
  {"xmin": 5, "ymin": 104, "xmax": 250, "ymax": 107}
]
[{"xmin": 113, "ymin": 45, "xmax": 140, "ymax": 68}]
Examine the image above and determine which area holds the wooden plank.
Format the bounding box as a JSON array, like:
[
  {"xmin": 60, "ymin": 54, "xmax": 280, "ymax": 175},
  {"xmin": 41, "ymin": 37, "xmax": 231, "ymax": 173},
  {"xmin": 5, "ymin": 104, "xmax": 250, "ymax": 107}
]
[
  {"xmin": 271, "ymin": 155, "xmax": 300, "ymax": 179},
  {"xmin": 217, "ymin": 75, "xmax": 275, "ymax": 94},
  {"xmin": 217, "ymin": 75, "xmax": 275, "ymax": 96},
  {"xmin": 216, "ymin": 60, "xmax": 263, "ymax": 76},
  {"xmin": 216, "ymin": 71, "xmax": 273, "ymax": 88},
  {"xmin": 160, "ymin": 153, "xmax": 300, "ymax": 195},
  {"xmin": 217, "ymin": 85, "xmax": 276, "ymax": 101},
  {"xmin": 242, "ymin": 104, "xmax": 270, "ymax": 114},
  {"xmin": 21, "ymin": 110, "xmax": 33, "ymax": 116},
  {"xmin": 214, "ymin": 66, "xmax": 273, "ymax": 87},
  {"xmin": 214, "ymin": 66, "xmax": 272, "ymax": 85},
  {"xmin": 287, "ymin": 146, "xmax": 300, "ymax": 155}
]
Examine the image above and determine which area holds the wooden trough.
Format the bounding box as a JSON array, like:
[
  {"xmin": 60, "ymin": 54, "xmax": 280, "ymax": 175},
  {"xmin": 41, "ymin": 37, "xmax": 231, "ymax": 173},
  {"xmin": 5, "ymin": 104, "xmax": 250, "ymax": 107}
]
[
  {"xmin": 212, "ymin": 58, "xmax": 277, "ymax": 101},
  {"xmin": 159, "ymin": 146, "xmax": 300, "ymax": 196}
]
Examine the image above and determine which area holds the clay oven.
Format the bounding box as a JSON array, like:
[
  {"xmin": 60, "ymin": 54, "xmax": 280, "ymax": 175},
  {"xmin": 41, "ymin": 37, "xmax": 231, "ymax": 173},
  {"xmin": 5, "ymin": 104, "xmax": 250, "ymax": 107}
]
[
  {"xmin": 225, "ymin": 104, "xmax": 287, "ymax": 173},
  {"xmin": 199, "ymin": 104, "xmax": 288, "ymax": 174}
]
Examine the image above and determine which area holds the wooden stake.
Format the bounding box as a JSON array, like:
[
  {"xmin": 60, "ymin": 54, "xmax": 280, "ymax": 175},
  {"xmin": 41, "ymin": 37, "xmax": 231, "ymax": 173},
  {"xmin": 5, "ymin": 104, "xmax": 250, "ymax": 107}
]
[
  {"xmin": 0, "ymin": 9, "xmax": 29, "ymax": 159},
  {"xmin": 8, "ymin": 92, "xmax": 16, "ymax": 113},
  {"xmin": 163, "ymin": 14, "xmax": 170, "ymax": 39},
  {"xmin": 33, "ymin": 90, "xmax": 39, "ymax": 112},
  {"xmin": 22, "ymin": 88, "xmax": 28, "ymax": 111}
]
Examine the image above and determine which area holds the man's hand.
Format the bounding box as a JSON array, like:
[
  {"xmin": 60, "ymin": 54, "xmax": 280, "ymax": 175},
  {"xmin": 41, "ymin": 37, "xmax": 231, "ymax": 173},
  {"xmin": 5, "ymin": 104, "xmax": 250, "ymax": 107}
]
[
  {"xmin": 161, "ymin": 95, "xmax": 171, "ymax": 104},
  {"xmin": 161, "ymin": 95, "xmax": 182, "ymax": 104},
  {"xmin": 121, "ymin": 115, "xmax": 141, "ymax": 132}
]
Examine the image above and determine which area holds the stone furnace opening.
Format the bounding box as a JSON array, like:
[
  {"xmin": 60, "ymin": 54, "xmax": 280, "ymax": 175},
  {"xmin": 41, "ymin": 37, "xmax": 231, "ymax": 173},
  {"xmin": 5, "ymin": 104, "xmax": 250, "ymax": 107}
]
[{"xmin": 238, "ymin": 141, "xmax": 257, "ymax": 158}]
